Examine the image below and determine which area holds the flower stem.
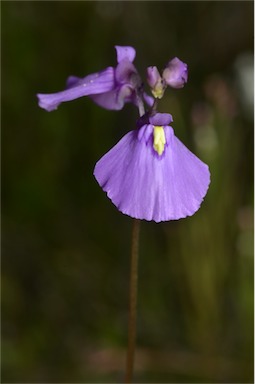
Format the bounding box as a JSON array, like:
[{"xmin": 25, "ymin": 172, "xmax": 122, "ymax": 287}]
[{"xmin": 125, "ymin": 218, "xmax": 140, "ymax": 383}]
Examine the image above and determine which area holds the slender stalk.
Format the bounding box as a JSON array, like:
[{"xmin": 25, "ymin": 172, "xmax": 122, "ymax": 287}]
[{"xmin": 125, "ymin": 218, "xmax": 140, "ymax": 383}]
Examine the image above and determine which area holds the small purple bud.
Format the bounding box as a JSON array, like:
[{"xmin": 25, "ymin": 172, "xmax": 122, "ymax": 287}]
[
  {"xmin": 146, "ymin": 66, "xmax": 165, "ymax": 99},
  {"xmin": 147, "ymin": 66, "xmax": 161, "ymax": 88},
  {"xmin": 162, "ymin": 57, "xmax": 188, "ymax": 89}
]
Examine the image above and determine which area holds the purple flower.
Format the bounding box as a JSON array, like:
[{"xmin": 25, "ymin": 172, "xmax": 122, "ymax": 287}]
[
  {"xmin": 94, "ymin": 113, "xmax": 210, "ymax": 222},
  {"xmin": 162, "ymin": 57, "xmax": 188, "ymax": 89},
  {"xmin": 37, "ymin": 46, "xmax": 141, "ymax": 112}
]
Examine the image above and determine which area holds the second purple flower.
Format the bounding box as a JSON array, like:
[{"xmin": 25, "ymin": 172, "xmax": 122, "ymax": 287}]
[{"xmin": 37, "ymin": 46, "xmax": 141, "ymax": 111}]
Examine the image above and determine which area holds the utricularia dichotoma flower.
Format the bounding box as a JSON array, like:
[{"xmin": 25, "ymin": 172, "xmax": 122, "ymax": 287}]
[
  {"xmin": 37, "ymin": 45, "xmax": 210, "ymax": 222},
  {"xmin": 37, "ymin": 46, "xmax": 142, "ymax": 111}
]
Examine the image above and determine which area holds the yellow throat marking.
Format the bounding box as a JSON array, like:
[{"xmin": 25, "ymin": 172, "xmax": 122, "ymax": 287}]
[
  {"xmin": 152, "ymin": 86, "xmax": 164, "ymax": 99},
  {"xmin": 153, "ymin": 126, "xmax": 166, "ymax": 156}
]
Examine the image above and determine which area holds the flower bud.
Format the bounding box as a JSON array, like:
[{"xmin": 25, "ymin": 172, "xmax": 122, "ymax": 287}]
[
  {"xmin": 162, "ymin": 57, "xmax": 188, "ymax": 89},
  {"xmin": 146, "ymin": 66, "xmax": 165, "ymax": 99}
]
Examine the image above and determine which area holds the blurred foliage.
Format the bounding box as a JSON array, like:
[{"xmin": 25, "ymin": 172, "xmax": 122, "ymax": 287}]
[{"xmin": 1, "ymin": 1, "xmax": 254, "ymax": 383}]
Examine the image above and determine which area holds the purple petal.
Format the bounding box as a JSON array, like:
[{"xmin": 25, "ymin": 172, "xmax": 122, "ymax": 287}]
[
  {"xmin": 143, "ymin": 92, "xmax": 154, "ymax": 107},
  {"xmin": 149, "ymin": 113, "xmax": 173, "ymax": 126},
  {"xmin": 115, "ymin": 60, "xmax": 139, "ymax": 87},
  {"xmin": 137, "ymin": 124, "xmax": 154, "ymax": 143},
  {"xmin": 146, "ymin": 66, "xmax": 165, "ymax": 98},
  {"xmin": 37, "ymin": 67, "xmax": 115, "ymax": 111},
  {"xmin": 147, "ymin": 66, "xmax": 161, "ymax": 88},
  {"xmin": 162, "ymin": 57, "xmax": 188, "ymax": 89},
  {"xmin": 136, "ymin": 112, "xmax": 173, "ymax": 129},
  {"xmin": 94, "ymin": 127, "xmax": 210, "ymax": 222},
  {"xmin": 90, "ymin": 57, "xmax": 140, "ymax": 110},
  {"xmin": 91, "ymin": 84, "xmax": 134, "ymax": 110},
  {"xmin": 115, "ymin": 46, "xmax": 136, "ymax": 63}
]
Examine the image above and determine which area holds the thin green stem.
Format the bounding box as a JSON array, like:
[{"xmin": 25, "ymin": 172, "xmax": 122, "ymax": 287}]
[{"xmin": 125, "ymin": 218, "xmax": 140, "ymax": 383}]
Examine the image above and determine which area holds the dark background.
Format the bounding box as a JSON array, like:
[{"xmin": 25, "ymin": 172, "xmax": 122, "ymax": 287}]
[{"xmin": 2, "ymin": 1, "xmax": 254, "ymax": 383}]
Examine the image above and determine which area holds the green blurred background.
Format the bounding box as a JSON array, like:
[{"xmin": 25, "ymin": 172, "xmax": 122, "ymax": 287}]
[{"xmin": 2, "ymin": 1, "xmax": 254, "ymax": 383}]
